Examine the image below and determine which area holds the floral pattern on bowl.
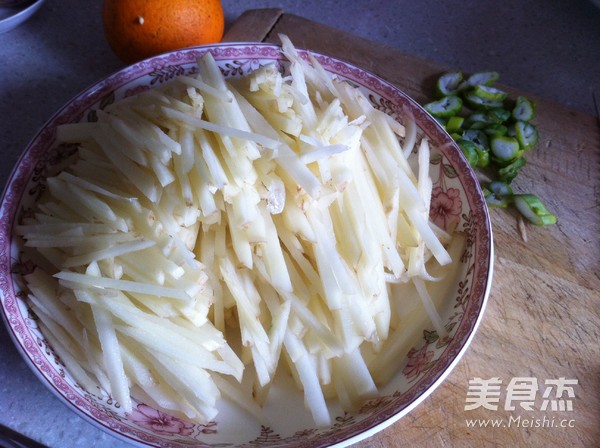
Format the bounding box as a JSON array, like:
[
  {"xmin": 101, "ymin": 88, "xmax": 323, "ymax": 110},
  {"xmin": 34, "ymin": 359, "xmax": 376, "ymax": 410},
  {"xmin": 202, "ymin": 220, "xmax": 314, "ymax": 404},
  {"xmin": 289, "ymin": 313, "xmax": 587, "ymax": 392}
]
[{"xmin": 0, "ymin": 43, "xmax": 493, "ymax": 447}]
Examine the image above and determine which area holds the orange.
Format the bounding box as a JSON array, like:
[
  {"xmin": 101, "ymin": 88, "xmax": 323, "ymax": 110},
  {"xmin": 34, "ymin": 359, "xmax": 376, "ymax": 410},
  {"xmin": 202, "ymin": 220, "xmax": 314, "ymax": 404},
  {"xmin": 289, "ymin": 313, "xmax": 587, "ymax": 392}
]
[{"xmin": 102, "ymin": 0, "xmax": 225, "ymax": 64}]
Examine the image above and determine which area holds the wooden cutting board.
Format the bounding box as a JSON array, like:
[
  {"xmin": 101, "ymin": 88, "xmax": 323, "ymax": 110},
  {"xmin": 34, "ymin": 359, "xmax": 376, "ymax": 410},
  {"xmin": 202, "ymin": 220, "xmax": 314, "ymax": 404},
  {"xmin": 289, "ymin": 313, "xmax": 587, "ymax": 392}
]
[{"xmin": 223, "ymin": 9, "xmax": 600, "ymax": 447}]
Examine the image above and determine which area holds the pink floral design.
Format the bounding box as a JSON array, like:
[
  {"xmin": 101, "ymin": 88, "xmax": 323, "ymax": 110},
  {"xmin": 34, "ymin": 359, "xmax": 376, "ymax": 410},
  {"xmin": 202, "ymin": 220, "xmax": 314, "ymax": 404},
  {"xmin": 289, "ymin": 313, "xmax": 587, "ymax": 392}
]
[
  {"xmin": 199, "ymin": 421, "xmax": 218, "ymax": 434},
  {"xmin": 130, "ymin": 404, "xmax": 194, "ymax": 436},
  {"xmin": 403, "ymin": 345, "xmax": 434, "ymax": 379},
  {"xmin": 430, "ymin": 186, "xmax": 462, "ymax": 231}
]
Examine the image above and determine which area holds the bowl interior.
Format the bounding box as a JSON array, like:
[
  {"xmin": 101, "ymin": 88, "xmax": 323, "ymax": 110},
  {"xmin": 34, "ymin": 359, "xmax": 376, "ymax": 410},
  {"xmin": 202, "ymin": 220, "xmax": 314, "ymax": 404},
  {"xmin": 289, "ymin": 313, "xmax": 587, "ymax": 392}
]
[{"xmin": 0, "ymin": 43, "xmax": 493, "ymax": 447}]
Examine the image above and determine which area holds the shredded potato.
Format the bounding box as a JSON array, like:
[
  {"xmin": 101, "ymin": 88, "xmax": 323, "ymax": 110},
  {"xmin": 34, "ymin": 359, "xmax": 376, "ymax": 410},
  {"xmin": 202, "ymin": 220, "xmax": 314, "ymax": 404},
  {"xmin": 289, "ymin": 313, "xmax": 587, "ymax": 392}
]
[{"xmin": 19, "ymin": 35, "xmax": 460, "ymax": 427}]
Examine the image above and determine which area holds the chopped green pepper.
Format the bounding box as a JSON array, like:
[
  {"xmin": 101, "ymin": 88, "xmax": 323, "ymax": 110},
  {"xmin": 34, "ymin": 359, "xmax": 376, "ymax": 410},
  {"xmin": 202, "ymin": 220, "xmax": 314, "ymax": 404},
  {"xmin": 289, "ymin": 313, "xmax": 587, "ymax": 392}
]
[
  {"xmin": 425, "ymin": 70, "xmax": 555, "ymax": 226},
  {"xmin": 445, "ymin": 115, "xmax": 465, "ymax": 133},
  {"xmin": 490, "ymin": 135, "xmax": 521, "ymax": 164},
  {"xmin": 473, "ymin": 84, "xmax": 508, "ymax": 102},
  {"xmin": 460, "ymin": 130, "xmax": 490, "ymax": 167},
  {"xmin": 513, "ymin": 120, "xmax": 539, "ymax": 150},
  {"xmin": 484, "ymin": 181, "xmax": 514, "ymax": 208},
  {"xmin": 512, "ymin": 96, "xmax": 536, "ymax": 121},
  {"xmin": 484, "ymin": 190, "xmax": 511, "ymax": 208},
  {"xmin": 464, "ymin": 71, "xmax": 500, "ymax": 87},
  {"xmin": 513, "ymin": 194, "xmax": 557, "ymax": 225},
  {"xmin": 487, "ymin": 107, "xmax": 511, "ymax": 123},
  {"xmin": 484, "ymin": 123, "xmax": 508, "ymax": 137},
  {"xmin": 464, "ymin": 92, "xmax": 504, "ymax": 110},
  {"xmin": 424, "ymin": 95, "xmax": 463, "ymax": 118},
  {"xmin": 489, "ymin": 180, "xmax": 514, "ymax": 197},
  {"xmin": 498, "ymin": 157, "xmax": 526, "ymax": 183},
  {"xmin": 485, "ymin": 195, "xmax": 508, "ymax": 207},
  {"xmin": 462, "ymin": 129, "xmax": 489, "ymax": 148},
  {"xmin": 436, "ymin": 71, "xmax": 463, "ymax": 97},
  {"xmin": 464, "ymin": 112, "xmax": 492, "ymax": 129},
  {"xmin": 456, "ymin": 139, "xmax": 479, "ymax": 167},
  {"xmin": 465, "ymin": 108, "xmax": 510, "ymax": 129},
  {"xmin": 475, "ymin": 146, "xmax": 490, "ymax": 168}
]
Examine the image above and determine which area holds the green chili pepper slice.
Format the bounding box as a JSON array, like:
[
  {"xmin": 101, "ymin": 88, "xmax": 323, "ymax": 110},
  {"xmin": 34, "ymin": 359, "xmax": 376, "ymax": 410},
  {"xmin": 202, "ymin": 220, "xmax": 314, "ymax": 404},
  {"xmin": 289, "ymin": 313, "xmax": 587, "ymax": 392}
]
[
  {"xmin": 475, "ymin": 146, "xmax": 490, "ymax": 168},
  {"xmin": 485, "ymin": 192, "xmax": 511, "ymax": 208},
  {"xmin": 484, "ymin": 181, "xmax": 514, "ymax": 208},
  {"xmin": 464, "ymin": 92, "xmax": 504, "ymax": 110},
  {"xmin": 436, "ymin": 71, "xmax": 463, "ymax": 97},
  {"xmin": 464, "ymin": 112, "xmax": 491, "ymax": 129},
  {"xmin": 462, "ymin": 129, "xmax": 488, "ymax": 147},
  {"xmin": 513, "ymin": 194, "xmax": 557, "ymax": 225},
  {"xmin": 513, "ymin": 121, "xmax": 539, "ymax": 150},
  {"xmin": 465, "ymin": 71, "xmax": 500, "ymax": 87},
  {"xmin": 489, "ymin": 180, "xmax": 513, "ymax": 197},
  {"xmin": 424, "ymin": 95, "xmax": 463, "ymax": 118},
  {"xmin": 460, "ymin": 130, "xmax": 490, "ymax": 167},
  {"xmin": 473, "ymin": 84, "xmax": 508, "ymax": 102},
  {"xmin": 465, "ymin": 108, "xmax": 510, "ymax": 129},
  {"xmin": 498, "ymin": 157, "xmax": 526, "ymax": 183},
  {"xmin": 487, "ymin": 107, "xmax": 511, "ymax": 123},
  {"xmin": 512, "ymin": 96, "xmax": 536, "ymax": 121},
  {"xmin": 465, "ymin": 120, "xmax": 486, "ymax": 130},
  {"xmin": 424, "ymin": 69, "xmax": 555, "ymax": 224},
  {"xmin": 484, "ymin": 123, "xmax": 508, "ymax": 137},
  {"xmin": 456, "ymin": 139, "xmax": 479, "ymax": 167},
  {"xmin": 490, "ymin": 135, "xmax": 521, "ymax": 164},
  {"xmin": 445, "ymin": 115, "xmax": 465, "ymax": 133}
]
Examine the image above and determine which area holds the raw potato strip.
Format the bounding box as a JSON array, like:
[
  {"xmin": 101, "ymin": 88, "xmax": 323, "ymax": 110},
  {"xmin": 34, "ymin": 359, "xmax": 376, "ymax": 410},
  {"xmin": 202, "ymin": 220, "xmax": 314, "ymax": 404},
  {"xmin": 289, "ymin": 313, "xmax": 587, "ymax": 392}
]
[
  {"xmin": 92, "ymin": 303, "xmax": 132, "ymax": 412},
  {"xmin": 20, "ymin": 35, "xmax": 458, "ymax": 427},
  {"xmin": 20, "ymin": 68, "xmax": 245, "ymax": 422},
  {"xmin": 231, "ymin": 39, "xmax": 455, "ymax": 416}
]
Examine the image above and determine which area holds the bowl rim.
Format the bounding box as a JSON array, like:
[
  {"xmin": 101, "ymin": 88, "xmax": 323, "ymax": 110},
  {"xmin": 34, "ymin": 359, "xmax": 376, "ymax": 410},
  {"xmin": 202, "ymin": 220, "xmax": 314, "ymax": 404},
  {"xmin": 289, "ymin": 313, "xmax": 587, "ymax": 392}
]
[
  {"xmin": 0, "ymin": 41, "xmax": 494, "ymax": 448},
  {"xmin": 0, "ymin": 0, "xmax": 46, "ymax": 34}
]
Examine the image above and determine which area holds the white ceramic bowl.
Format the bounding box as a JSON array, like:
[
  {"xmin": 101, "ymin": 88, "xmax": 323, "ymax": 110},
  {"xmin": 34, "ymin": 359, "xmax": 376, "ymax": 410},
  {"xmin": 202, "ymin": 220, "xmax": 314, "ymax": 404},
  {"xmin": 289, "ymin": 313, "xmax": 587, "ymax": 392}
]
[{"xmin": 0, "ymin": 43, "xmax": 493, "ymax": 447}]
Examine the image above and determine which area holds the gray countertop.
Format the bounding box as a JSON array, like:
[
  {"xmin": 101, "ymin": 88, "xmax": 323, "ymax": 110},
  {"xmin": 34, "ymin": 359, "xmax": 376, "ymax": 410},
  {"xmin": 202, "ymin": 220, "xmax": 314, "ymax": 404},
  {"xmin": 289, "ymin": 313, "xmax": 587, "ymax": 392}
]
[{"xmin": 1, "ymin": 1, "xmax": 599, "ymax": 447}]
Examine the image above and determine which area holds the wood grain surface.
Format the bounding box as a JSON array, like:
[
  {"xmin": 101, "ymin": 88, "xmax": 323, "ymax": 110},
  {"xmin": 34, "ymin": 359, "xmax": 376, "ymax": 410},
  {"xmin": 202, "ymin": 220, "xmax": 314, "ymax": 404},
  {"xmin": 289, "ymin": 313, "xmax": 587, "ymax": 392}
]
[{"xmin": 224, "ymin": 9, "xmax": 600, "ymax": 448}]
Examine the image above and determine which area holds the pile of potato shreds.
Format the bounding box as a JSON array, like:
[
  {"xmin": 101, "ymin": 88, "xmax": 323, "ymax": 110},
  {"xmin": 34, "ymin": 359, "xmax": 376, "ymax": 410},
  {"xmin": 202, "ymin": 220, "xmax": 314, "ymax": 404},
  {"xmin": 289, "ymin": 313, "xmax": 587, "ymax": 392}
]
[{"xmin": 18, "ymin": 35, "xmax": 462, "ymax": 427}]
